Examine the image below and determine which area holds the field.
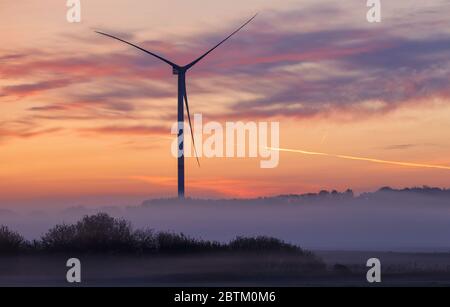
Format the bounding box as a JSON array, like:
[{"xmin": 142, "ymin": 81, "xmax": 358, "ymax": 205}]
[
  {"xmin": 2, "ymin": 212, "xmax": 450, "ymax": 287},
  {"xmin": 1, "ymin": 251, "xmax": 450, "ymax": 286}
]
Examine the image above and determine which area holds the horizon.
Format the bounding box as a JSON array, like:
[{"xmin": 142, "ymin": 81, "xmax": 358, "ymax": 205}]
[
  {"xmin": 2, "ymin": 184, "xmax": 450, "ymax": 252},
  {"xmin": 1, "ymin": 184, "xmax": 448, "ymax": 212}
]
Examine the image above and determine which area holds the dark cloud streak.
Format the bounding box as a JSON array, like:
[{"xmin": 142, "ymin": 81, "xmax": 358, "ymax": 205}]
[{"xmin": 1, "ymin": 6, "xmax": 449, "ymax": 126}]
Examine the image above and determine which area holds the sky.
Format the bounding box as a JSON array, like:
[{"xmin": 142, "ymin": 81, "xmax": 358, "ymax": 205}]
[{"xmin": 1, "ymin": 0, "xmax": 450, "ymax": 208}]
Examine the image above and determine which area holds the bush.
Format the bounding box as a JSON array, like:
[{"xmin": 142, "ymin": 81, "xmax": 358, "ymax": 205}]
[
  {"xmin": 133, "ymin": 228, "xmax": 157, "ymax": 253},
  {"xmin": 229, "ymin": 236, "xmax": 302, "ymax": 253},
  {"xmin": 41, "ymin": 224, "xmax": 77, "ymax": 252},
  {"xmin": 0, "ymin": 225, "xmax": 26, "ymax": 253},
  {"xmin": 156, "ymin": 232, "xmax": 223, "ymax": 253},
  {"xmin": 1, "ymin": 212, "xmax": 322, "ymax": 269},
  {"xmin": 41, "ymin": 213, "xmax": 135, "ymax": 253}
]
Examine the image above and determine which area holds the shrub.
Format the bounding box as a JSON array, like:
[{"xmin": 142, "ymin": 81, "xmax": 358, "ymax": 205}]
[
  {"xmin": 133, "ymin": 228, "xmax": 157, "ymax": 253},
  {"xmin": 41, "ymin": 224, "xmax": 77, "ymax": 252},
  {"xmin": 156, "ymin": 232, "xmax": 223, "ymax": 253},
  {"xmin": 0, "ymin": 225, "xmax": 26, "ymax": 253},
  {"xmin": 2, "ymin": 212, "xmax": 323, "ymax": 269},
  {"xmin": 41, "ymin": 213, "xmax": 135, "ymax": 253},
  {"xmin": 229, "ymin": 236, "xmax": 302, "ymax": 253},
  {"xmin": 74, "ymin": 213, "xmax": 135, "ymax": 252}
]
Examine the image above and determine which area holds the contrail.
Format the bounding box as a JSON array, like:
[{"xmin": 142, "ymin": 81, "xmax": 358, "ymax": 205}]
[{"xmin": 267, "ymin": 147, "xmax": 450, "ymax": 170}]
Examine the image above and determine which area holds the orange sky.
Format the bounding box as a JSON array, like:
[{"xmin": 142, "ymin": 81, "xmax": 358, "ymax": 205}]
[{"xmin": 0, "ymin": 1, "xmax": 449, "ymax": 206}]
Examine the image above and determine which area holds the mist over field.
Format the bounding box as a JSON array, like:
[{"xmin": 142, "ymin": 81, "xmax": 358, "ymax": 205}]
[{"xmin": 1, "ymin": 187, "xmax": 450, "ymax": 252}]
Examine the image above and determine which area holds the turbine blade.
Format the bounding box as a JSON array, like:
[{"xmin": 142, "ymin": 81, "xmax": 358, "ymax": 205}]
[
  {"xmin": 95, "ymin": 31, "xmax": 177, "ymax": 68},
  {"xmin": 182, "ymin": 78, "xmax": 200, "ymax": 167},
  {"xmin": 185, "ymin": 13, "xmax": 257, "ymax": 69}
]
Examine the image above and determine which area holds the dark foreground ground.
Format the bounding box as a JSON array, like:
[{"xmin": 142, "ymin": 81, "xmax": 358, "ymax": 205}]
[{"xmin": 1, "ymin": 251, "xmax": 450, "ymax": 287}]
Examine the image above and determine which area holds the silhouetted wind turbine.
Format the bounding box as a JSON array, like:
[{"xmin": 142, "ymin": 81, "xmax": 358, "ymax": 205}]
[{"xmin": 96, "ymin": 14, "xmax": 257, "ymax": 199}]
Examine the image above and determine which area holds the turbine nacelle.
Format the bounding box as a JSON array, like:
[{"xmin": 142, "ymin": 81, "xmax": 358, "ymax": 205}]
[{"xmin": 172, "ymin": 66, "xmax": 187, "ymax": 75}]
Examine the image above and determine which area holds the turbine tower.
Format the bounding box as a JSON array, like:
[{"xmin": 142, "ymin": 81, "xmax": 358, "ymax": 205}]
[{"xmin": 96, "ymin": 14, "xmax": 257, "ymax": 199}]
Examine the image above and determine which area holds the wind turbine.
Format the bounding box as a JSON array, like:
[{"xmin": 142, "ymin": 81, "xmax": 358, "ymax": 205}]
[{"xmin": 96, "ymin": 14, "xmax": 257, "ymax": 199}]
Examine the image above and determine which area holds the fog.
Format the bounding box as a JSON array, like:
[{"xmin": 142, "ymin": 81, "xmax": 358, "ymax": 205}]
[{"xmin": 1, "ymin": 188, "xmax": 450, "ymax": 252}]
